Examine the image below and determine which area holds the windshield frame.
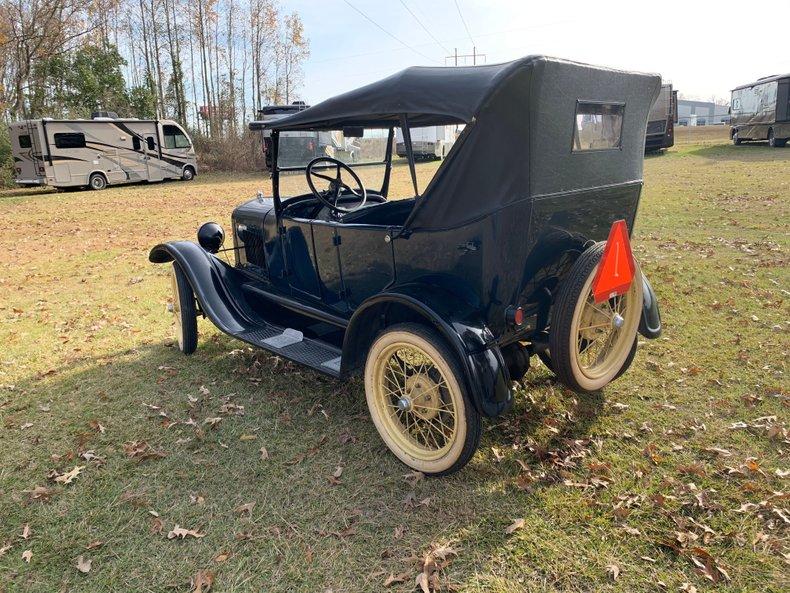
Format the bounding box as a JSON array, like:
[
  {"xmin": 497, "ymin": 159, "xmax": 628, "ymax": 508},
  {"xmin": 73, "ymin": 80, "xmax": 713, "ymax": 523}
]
[{"xmin": 271, "ymin": 126, "xmax": 397, "ymax": 207}]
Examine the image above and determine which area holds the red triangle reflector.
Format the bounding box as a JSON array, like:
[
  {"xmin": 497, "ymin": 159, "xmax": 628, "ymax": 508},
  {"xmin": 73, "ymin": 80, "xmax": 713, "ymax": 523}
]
[{"xmin": 592, "ymin": 220, "xmax": 636, "ymax": 304}]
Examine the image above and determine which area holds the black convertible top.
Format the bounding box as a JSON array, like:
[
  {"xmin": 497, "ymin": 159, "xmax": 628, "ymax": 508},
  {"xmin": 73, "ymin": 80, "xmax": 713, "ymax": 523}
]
[
  {"xmin": 267, "ymin": 58, "xmax": 530, "ymax": 130},
  {"xmin": 268, "ymin": 55, "xmax": 661, "ymax": 231}
]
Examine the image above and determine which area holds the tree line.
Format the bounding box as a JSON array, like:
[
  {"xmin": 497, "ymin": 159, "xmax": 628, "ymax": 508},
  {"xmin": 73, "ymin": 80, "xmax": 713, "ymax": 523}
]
[{"xmin": 0, "ymin": 0, "xmax": 310, "ymax": 137}]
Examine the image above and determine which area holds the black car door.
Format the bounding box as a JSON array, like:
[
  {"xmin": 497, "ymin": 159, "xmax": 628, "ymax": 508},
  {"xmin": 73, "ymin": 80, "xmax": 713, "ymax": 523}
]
[{"xmin": 334, "ymin": 224, "xmax": 396, "ymax": 309}]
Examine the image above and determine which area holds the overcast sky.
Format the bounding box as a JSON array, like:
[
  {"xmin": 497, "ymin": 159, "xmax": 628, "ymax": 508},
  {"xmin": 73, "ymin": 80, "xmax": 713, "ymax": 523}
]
[{"xmin": 288, "ymin": 0, "xmax": 789, "ymax": 105}]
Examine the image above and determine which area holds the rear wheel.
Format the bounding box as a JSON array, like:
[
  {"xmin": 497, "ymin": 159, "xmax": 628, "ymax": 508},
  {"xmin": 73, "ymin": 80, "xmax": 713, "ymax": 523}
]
[
  {"xmin": 768, "ymin": 129, "xmax": 776, "ymax": 148},
  {"xmin": 732, "ymin": 130, "xmax": 742, "ymax": 145},
  {"xmin": 364, "ymin": 323, "xmax": 481, "ymax": 475},
  {"xmin": 170, "ymin": 263, "xmax": 198, "ymax": 354},
  {"xmin": 89, "ymin": 173, "xmax": 107, "ymax": 190},
  {"xmin": 548, "ymin": 243, "xmax": 643, "ymax": 392}
]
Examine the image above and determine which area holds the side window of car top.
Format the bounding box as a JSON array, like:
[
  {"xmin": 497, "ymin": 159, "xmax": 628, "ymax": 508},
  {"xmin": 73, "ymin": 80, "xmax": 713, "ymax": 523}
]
[
  {"xmin": 133, "ymin": 136, "xmax": 141, "ymax": 151},
  {"xmin": 163, "ymin": 125, "xmax": 191, "ymax": 149},
  {"xmin": 147, "ymin": 136, "xmax": 156, "ymax": 151}
]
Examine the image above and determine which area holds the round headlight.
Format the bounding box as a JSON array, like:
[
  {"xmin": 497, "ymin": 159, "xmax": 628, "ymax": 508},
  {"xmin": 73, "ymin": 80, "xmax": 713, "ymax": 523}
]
[{"xmin": 197, "ymin": 222, "xmax": 224, "ymax": 253}]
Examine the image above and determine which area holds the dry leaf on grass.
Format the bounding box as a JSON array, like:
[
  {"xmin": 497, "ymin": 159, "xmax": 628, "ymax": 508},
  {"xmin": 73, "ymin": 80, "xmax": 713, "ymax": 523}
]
[
  {"xmin": 214, "ymin": 552, "xmax": 230, "ymax": 563},
  {"xmin": 606, "ymin": 563, "xmax": 620, "ymax": 581},
  {"xmin": 76, "ymin": 556, "xmax": 92, "ymax": 573},
  {"xmin": 168, "ymin": 525, "xmax": 206, "ymax": 540},
  {"xmin": 23, "ymin": 485, "xmax": 56, "ymax": 501},
  {"xmin": 239, "ymin": 434, "xmax": 256, "ymax": 441},
  {"xmin": 150, "ymin": 517, "xmax": 164, "ymax": 534},
  {"xmin": 328, "ymin": 466, "xmax": 343, "ymax": 485},
  {"xmin": 383, "ymin": 572, "xmax": 410, "ymax": 587},
  {"xmin": 22, "ymin": 549, "xmax": 32, "ymax": 563},
  {"xmin": 505, "ymin": 518, "xmax": 525, "ymax": 534},
  {"xmin": 0, "ymin": 543, "xmax": 12, "ymax": 558},
  {"xmin": 234, "ymin": 502, "xmax": 255, "ymax": 515},
  {"xmin": 54, "ymin": 465, "xmax": 85, "ymax": 484},
  {"xmin": 192, "ymin": 569, "xmax": 215, "ymax": 592},
  {"xmin": 259, "ymin": 446, "xmax": 270, "ymax": 460},
  {"xmin": 21, "ymin": 524, "xmax": 30, "ymax": 540}
]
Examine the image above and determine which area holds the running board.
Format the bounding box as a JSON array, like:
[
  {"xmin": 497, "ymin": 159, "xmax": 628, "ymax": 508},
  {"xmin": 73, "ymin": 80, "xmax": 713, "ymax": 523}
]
[{"xmin": 234, "ymin": 324, "xmax": 342, "ymax": 377}]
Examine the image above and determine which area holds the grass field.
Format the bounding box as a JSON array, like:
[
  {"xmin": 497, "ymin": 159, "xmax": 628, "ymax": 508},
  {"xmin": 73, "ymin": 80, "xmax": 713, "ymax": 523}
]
[{"xmin": 0, "ymin": 129, "xmax": 788, "ymax": 592}]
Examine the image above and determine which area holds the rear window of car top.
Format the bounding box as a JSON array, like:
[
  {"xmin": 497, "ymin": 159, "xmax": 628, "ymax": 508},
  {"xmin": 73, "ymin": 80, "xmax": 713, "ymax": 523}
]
[
  {"xmin": 573, "ymin": 102, "xmax": 625, "ymax": 151},
  {"xmin": 18, "ymin": 134, "xmax": 32, "ymax": 148},
  {"xmin": 54, "ymin": 132, "xmax": 86, "ymax": 149}
]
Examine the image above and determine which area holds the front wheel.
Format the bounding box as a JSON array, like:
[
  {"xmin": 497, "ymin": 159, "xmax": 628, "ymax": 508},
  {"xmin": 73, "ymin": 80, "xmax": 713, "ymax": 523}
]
[
  {"xmin": 181, "ymin": 166, "xmax": 195, "ymax": 181},
  {"xmin": 170, "ymin": 263, "xmax": 198, "ymax": 354},
  {"xmin": 732, "ymin": 130, "xmax": 742, "ymax": 145},
  {"xmin": 89, "ymin": 173, "xmax": 107, "ymax": 190},
  {"xmin": 548, "ymin": 243, "xmax": 643, "ymax": 393},
  {"xmin": 364, "ymin": 323, "xmax": 481, "ymax": 476}
]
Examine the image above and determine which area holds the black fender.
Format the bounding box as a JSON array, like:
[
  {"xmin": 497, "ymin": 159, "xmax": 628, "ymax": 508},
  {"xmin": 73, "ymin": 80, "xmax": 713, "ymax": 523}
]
[
  {"xmin": 149, "ymin": 241, "xmax": 263, "ymax": 335},
  {"xmin": 342, "ymin": 284, "xmax": 513, "ymax": 417},
  {"xmin": 639, "ymin": 273, "xmax": 662, "ymax": 339}
]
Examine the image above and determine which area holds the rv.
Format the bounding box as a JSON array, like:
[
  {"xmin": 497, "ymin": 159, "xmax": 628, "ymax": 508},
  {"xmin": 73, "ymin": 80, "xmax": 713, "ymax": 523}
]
[
  {"xmin": 730, "ymin": 74, "xmax": 790, "ymax": 147},
  {"xmin": 8, "ymin": 114, "xmax": 197, "ymax": 190},
  {"xmin": 645, "ymin": 83, "xmax": 677, "ymax": 151},
  {"xmin": 254, "ymin": 102, "xmax": 328, "ymax": 170},
  {"xmin": 395, "ymin": 125, "xmax": 457, "ymax": 160}
]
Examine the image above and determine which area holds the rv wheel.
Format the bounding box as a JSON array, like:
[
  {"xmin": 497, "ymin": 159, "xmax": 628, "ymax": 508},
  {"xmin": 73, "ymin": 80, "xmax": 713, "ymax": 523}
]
[
  {"xmin": 732, "ymin": 130, "xmax": 741, "ymax": 145},
  {"xmin": 182, "ymin": 166, "xmax": 195, "ymax": 181},
  {"xmin": 89, "ymin": 173, "xmax": 107, "ymax": 190},
  {"xmin": 364, "ymin": 323, "xmax": 481, "ymax": 476},
  {"xmin": 548, "ymin": 243, "xmax": 643, "ymax": 393},
  {"xmin": 170, "ymin": 263, "xmax": 198, "ymax": 354}
]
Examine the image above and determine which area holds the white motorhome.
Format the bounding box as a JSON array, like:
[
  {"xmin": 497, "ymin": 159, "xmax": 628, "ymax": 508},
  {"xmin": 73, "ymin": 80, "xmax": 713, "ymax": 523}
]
[
  {"xmin": 395, "ymin": 125, "xmax": 457, "ymax": 160},
  {"xmin": 8, "ymin": 114, "xmax": 197, "ymax": 190}
]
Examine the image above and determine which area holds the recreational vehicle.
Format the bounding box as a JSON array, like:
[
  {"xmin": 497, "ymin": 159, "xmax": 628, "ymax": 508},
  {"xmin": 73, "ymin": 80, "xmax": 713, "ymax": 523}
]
[
  {"xmin": 395, "ymin": 125, "xmax": 457, "ymax": 160},
  {"xmin": 730, "ymin": 74, "xmax": 790, "ymax": 147},
  {"xmin": 645, "ymin": 83, "xmax": 677, "ymax": 151},
  {"xmin": 8, "ymin": 115, "xmax": 197, "ymax": 190}
]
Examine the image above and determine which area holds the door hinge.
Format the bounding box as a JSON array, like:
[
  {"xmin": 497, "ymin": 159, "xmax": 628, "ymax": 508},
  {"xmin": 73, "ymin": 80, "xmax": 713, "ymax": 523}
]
[{"xmin": 332, "ymin": 235, "xmax": 342, "ymax": 246}]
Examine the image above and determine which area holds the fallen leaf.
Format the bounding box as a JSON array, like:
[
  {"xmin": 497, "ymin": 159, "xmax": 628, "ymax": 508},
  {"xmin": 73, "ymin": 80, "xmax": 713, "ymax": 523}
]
[
  {"xmin": 214, "ymin": 552, "xmax": 230, "ymax": 563},
  {"xmin": 203, "ymin": 417, "xmax": 222, "ymax": 427},
  {"xmin": 234, "ymin": 502, "xmax": 255, "ymax": 515},
  {"xmin": 505, "ymin": 518, "xmax": 525, "ymax": 534},
  {"xmin": 239, "ymin": 434, "xmax": 256, "ymax": 441},
  {"xmin": 403, "ymin": 470, "xmax": 424, "ymax": 486},
  {"xmin": 150, "ymin": 517, "xmax": 164, "ymax": 534},
  {"xmin": 167, "ymin": 525, "xmax": 206, "ymax": 539},
  {"xmin": 22, "ymin": 549, "xmax": 32, "ymax": 563},
  {"xmin": 328, "ymin": 466, "xmax": 343, "ymax": 485},
  {"xmin": 0, "ymin": 543, "xmax": 12, "ymax": 558},
  {"xmin": 383, "ymin": 572, "xmax": 409, "ymax": 587},
  {"xmin": 85, "ymin": 540, "xmax": 103, "ymax": 550},
  {"xmin": 54, "ymin": 465, "xmax": 85, "ymax": 484},
  {"xmin": 259, "ymin": 446, "xmax": 269, "ymax": 460},
  {"xmin": 24, "ymin": 485, "xmax": 56, "ymax": 501},
  {"xmin": 21, "ymin": 524, "xmax": 30, "ymax": 540},
  {"xmin": 192, "ymin": 569, "xmax": 215, "ymax": 592},
  {"xmin": 415, "ymin": 572, "xmax": 430, "ymax": 593},
  {"xmin": 76, "ymin": 556, "xmax": 92, "ymax": 574},
  {"xmin": 606, "ymin": 563, "xmax": 620, "ymax": 581}
]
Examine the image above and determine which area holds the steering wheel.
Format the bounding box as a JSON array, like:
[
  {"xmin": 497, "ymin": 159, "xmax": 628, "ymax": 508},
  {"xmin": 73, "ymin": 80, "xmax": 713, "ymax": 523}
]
[{"xmin": 306, "ymin": 156, "xmax": 367, "ymax": 214}]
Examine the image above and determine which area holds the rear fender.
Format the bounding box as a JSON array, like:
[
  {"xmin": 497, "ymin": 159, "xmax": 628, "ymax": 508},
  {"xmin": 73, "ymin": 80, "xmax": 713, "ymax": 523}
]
[
  {"xmin": 343, "ymin": 284, "xmax": 513, "ymax": 417},
  {"xmin": 149, "ymin": 241, "xmax": 260, "ymax": 335},
  {"xmin": 639, "ymin": 273, "xmax": 662, "ymax": 339}
]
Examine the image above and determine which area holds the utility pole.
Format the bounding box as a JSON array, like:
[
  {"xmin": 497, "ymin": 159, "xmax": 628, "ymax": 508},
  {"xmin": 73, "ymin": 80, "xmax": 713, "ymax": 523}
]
[{"xmin": 446, "ymin": 47, "xmax": 486, "ymax": 67}]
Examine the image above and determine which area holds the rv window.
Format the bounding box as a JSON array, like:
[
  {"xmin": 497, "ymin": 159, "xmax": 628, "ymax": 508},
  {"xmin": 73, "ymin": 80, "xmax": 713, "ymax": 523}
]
[
  {"xmin": 146, "ymin": 137, "xmax": 155, "ymax": 151},
  {"xmin": 18, "ymin": 134, "xmax": 32, "ymax": 149},
  {"xmin": 133, "ymin": 136, "xmax": 141, "ymax": 151},
  {"xmin": 572, "ymin": 102, "xmax": 624, "ymax": 151},
  {"xmin": 163, "ymin": 125, "xmax": 190, "ymax": 149},
  {"xmin": 54, "ymin": 133, "xmax": 86, "ymax": 149}
]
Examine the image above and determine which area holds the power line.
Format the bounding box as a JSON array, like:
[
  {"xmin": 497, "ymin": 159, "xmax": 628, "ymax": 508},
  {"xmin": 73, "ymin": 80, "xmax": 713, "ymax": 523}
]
[
  {"xmin": 454, "ymin": 0, "xmax": 475, "ymax": 47},
  {"xmin": 398, "ymin": 0, "xmax": 451, "ymax": 54},
  {"xmin": 341, "ymin": 0, "xmax": 439, "ymax": 64}
]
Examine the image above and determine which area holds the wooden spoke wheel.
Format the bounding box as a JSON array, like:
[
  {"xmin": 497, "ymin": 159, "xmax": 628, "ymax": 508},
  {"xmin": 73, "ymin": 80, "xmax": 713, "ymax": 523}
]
[
  {"xmin": 170, "ymin": 263, "xmax": 198, "ymax": 354},
  {"xmin": 548, "ymin": 243, "xmax": 643, "ymax": 392},
  {"xmin": 364, "ymin": 323, "xmax": 481, "ymax": 475}
]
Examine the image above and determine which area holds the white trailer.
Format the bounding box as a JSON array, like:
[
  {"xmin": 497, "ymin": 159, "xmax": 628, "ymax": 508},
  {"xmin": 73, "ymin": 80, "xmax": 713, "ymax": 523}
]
[
  {"xmin": 395, "ymin": 125, "xmax": 457, "ymax": 160},
  {"xmin": 8, "ymin": 116, "xmax": 197, "ymax": 190}
]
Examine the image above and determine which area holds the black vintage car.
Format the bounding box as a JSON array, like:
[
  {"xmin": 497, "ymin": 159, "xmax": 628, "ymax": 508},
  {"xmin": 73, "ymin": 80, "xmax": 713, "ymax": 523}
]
[{"xmin": 150, "ymin": 56, "xmax": 663, "ymax": 475}]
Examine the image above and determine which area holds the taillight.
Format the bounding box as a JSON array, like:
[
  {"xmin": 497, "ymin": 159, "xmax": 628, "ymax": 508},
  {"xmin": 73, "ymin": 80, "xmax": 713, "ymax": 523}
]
[{"xmin": 505, "ymin": 305, "xmax": 525, "ymax": 327}]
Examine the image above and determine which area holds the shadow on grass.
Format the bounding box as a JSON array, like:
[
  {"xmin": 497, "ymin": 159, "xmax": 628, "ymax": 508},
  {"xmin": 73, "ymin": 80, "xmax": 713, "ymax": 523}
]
[
  {"xmin": 686, "ymin": 142, "xmax": 789, "ymax": 161},
  {"xmin": 3, "ymin": 337, "xmax": 605, "ymax": 590}
]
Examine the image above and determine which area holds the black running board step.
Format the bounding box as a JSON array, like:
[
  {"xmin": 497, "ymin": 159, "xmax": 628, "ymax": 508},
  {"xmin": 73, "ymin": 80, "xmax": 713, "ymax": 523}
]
[{"xmin": 233, "ymin": 324, "xmax": 342, "ymax": 377}]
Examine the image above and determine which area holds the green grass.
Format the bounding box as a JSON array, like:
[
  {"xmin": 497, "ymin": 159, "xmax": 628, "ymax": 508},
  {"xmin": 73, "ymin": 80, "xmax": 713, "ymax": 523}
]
[{"xmin": 0, "ymin": 133, "xmax": 788, "ymax": 592}]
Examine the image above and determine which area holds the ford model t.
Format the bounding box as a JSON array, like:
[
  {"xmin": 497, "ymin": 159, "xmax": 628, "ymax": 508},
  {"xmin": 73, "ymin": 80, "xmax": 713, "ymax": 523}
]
[{"xmin": 150, "ymin": 56, "xmax": 663, "ymax": 475}]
